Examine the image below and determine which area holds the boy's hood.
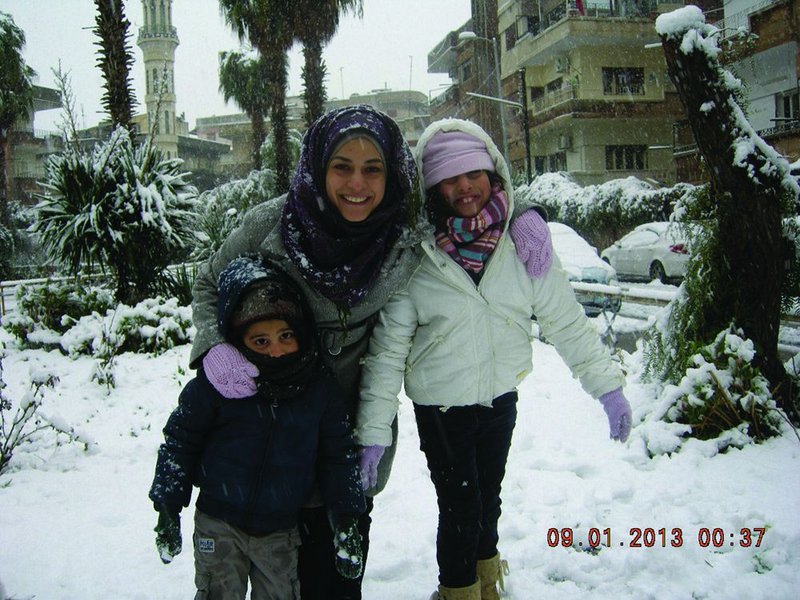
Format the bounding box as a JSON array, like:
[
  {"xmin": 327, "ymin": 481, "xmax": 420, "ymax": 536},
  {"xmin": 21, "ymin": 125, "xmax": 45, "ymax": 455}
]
[{"xmin": 216, "ymin": 256, "xmax": 292, "ymax": 341}]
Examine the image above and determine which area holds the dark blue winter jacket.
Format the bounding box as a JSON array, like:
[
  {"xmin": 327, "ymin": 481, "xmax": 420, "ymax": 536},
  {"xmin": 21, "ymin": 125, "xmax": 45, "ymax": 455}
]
[
  {"xmin": 149, "ymin": 369, "xmax": 364, "ymax": 535},
  {"xmin": 149, "ymin": 256, "xmax": 365, "ymax": 534}
]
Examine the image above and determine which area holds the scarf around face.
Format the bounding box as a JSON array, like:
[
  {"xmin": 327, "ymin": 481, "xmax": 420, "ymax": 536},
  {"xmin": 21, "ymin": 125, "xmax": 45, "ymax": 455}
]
[
  {"xmin": 280, "ymin": 105, "xmax": 419, "ymax": 309},
  {"xmin": 435, "ymin": 185, "xmax": 509, "ymax": 273}
]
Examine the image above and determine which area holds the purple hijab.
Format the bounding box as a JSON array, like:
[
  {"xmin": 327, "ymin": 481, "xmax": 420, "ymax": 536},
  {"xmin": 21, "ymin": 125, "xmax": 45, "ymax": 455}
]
[{"xmin": 280, "ymin": 105, "xmax": 418, "ymax": 308}]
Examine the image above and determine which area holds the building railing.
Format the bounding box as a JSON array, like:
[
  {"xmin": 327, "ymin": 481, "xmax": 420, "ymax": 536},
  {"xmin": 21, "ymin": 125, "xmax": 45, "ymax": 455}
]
[
  {"xmin": 711, "ymin": 0, "xmax": 780, "ymax": 33},
  {"xmin": 531, "ymin": 84, "xmax": 576, "ymax": 114}
]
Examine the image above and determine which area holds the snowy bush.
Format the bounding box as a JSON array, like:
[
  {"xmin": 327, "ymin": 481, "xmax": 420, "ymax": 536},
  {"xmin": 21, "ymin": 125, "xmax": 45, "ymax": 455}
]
[
  {"xmin": 514, "ymin": 173, "xmax": 698, "ymax": 248},
  {"xmin": 260, "ymin": 127, "xmax": 302, "ymax": 176},
  {"xmin": 640, "ymin": 325, "xmax": 785, "ymax": 456},
  {"xmin": 59, "ymin": 296, "xmax": 194, "ymax": 358},
  {"xmin": 2, "ymin": 285, "xmax": 193, "ymax": 358},
  {"xmin": 0, "ymin": 223, "xmax": 12, "ymax": 279},
  {"xmin": 32, "ymin": 126, "xmax": 198, "ymax": 305},
  {"xmin": 0, "ymin": 344, "xmax": 94, "ymax": 475},
  {"xmin": 191, "ymin": 168, "xmax": 277, "ymax": 261},
  {"xmin": 3, "ymin": 281, "xmax": 115, "ymax": 346}
]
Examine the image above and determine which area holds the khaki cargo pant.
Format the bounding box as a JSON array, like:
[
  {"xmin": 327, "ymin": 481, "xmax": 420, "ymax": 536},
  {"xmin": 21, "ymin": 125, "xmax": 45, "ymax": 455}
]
[{"xmin": 193, "ymin": 510, "xmax": 301, "ymax": 600}]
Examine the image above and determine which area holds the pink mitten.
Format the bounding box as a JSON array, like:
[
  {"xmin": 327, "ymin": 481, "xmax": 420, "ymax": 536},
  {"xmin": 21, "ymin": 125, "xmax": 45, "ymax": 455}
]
[
  {"xmin": 510, "ymin": 208, "xmax": 554, "ymax": 278},
  {"xmin": 202, "ymin": 343, "xmax": 259, "ymax": 398}
]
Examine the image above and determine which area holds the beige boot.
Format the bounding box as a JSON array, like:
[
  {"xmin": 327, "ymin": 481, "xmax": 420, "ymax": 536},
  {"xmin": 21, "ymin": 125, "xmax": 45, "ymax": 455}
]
[
  {"xmin": 476, "ymin": 554, "xmax": 509, "ymax": 599},
  {"xmin": 430, "ymin": 579, "xmax": 481, "ymax": 600}
]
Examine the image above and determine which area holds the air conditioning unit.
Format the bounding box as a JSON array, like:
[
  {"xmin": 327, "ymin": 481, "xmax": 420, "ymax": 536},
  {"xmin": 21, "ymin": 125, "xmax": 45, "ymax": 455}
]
[
  {"xmin": 558, "ymin": 134, "xmax": 572, "ymax": 150},
  {"xmin": 555, "ymin": 56, "xmax": 569, "ymax": 73}
]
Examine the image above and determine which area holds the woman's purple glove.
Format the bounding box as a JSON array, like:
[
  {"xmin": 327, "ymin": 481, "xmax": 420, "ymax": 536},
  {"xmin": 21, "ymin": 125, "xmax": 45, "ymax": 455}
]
[
  {"xmin": 598, "ymin": 388, "xmax": 632, "ymax": 442},
  {"xmin": 202, "ymin": 342, "xmax": 259, "ymax": 398},
  {"xmin": 510, "ymin": 208, "xmax": 553, "ymax": 278},
  {"xmin": 358, "ymin": 445, "xmax": 386, "ymax": 490}
]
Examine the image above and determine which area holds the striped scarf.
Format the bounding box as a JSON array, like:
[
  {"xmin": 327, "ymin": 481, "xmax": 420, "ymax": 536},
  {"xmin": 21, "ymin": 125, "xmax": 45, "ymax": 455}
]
[{"xmin": 435, "ymin": 186, "xmax": 509, "ymax": 273}]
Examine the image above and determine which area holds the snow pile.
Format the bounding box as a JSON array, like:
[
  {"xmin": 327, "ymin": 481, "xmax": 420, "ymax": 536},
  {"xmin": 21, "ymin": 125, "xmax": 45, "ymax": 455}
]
[{"xmin": 0, "ymin": 332, "xmax": 798, "ymax": 598}]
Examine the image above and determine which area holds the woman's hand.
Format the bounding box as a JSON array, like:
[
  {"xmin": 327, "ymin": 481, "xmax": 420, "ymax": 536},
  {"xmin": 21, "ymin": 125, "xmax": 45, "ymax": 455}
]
[{"xmin": 202, "ymin": 343, "xmax": 259, "ymax": 398}]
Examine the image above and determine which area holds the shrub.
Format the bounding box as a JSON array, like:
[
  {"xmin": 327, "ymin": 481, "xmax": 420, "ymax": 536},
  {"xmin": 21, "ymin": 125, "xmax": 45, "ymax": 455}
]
[
  {"xmin": 641, "ymin": 325, "xmax": 785, "ymax": 455},
  {"xmin": 32, "ymin": 126, "xmax": 198, "ymax": 305},
  {"xmin": 0, "ymin": 344, "xmax": 94, "ymax": 474},
  {"xmin": 0, "ymin": 223, "xmax": 13, "ymax": 279},
  {"xmin": 191, "ymin": 168, "xmax": 277, "ymax": 261},
  {"xmin": 3, "ymin": 281, "xmax": 115, "ymax": 346},
  {"xmin": 59, "ymin": 296, "xmax": 194, "ymax": 358},
  {"xmin": 514, "ymin": 173, "xmax": 698, "ymax": 249}
]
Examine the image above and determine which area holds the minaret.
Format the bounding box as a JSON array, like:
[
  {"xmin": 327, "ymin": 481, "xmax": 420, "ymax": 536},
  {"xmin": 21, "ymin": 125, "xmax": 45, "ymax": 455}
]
[{"xmin": 137, "ymin": 0, "xmax": 179, "ymax": 158}]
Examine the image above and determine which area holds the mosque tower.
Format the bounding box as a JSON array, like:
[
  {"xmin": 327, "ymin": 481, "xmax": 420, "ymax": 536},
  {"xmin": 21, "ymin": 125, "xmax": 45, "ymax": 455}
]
[{"xmin": 137, "ymin": 0, "xmax": 179, "ymax": 158}]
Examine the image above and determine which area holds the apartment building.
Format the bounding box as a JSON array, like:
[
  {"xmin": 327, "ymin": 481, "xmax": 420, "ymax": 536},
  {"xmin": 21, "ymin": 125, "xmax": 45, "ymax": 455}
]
[
  {"xmin": 670, "ymin": 0, "xmax": 798, "ymax": 182},
  {"xmin": 429, "ymin": 0, "xmax": 691, "ymax": 185}
]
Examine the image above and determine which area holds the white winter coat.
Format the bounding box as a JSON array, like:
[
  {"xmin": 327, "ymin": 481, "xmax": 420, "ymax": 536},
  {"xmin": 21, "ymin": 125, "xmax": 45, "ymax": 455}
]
[{"xmin": 355, "ymin": 119, "xmax": 625, "ymax": 447}]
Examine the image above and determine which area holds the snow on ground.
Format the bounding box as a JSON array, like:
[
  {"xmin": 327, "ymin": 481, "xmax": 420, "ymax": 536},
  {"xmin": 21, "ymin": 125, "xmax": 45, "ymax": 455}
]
[{"xmin": 0, "ymin": 328, "xmax": 799, "ymax": 599}]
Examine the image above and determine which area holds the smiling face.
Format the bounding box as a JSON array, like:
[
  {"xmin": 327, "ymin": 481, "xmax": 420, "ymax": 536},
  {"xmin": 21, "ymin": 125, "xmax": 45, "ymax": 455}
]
[
  {"xmin": 325, "ymin": 136, "xmax": 387, "ymax": 222},
  {"xmin": 436, "ymin": 170, "xmax": 492, "ymax": 218},
  {"xmin": 242, "ymin": 319, "xmax": 299, "ymax": 357}
]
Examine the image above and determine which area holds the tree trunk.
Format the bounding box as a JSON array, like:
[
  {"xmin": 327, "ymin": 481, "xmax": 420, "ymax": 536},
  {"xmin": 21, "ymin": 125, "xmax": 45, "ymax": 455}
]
[
  {"xmin": 266, "ymin": 53, "xmax": 290, "ymax": 193},
  {"xmin": 94, "ymin": 0, "xmax": 136, "ymax": 135},
  {"xmin": 660, "ymin": 27, "xmax": 792, "ymax": 413},
  {"xmin": 302, "ymin": 38, "xmax": 327, "ymax": 128},
  {"xmin": 250, "ymin": 108, "xmax": 265, "ymax": 170}
]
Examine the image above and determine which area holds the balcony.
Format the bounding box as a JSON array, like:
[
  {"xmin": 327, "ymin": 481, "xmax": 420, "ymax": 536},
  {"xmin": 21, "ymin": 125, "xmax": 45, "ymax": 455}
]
[
  {"xmin": 503, "ymin": 2, "xmax": 678, "ymax": 76},
  {"xmin": 531, "ymin": 84, "xmax": 576, "ymax": 114}
]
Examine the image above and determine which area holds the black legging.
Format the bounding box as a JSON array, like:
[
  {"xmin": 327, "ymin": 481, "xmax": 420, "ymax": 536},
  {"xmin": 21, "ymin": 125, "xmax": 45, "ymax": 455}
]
[{"xmin": 414, "ymin": 392, "xmax": 518, "ymax": 588}]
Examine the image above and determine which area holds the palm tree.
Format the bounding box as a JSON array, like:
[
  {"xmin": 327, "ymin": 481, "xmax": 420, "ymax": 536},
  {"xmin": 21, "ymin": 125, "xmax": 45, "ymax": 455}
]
[
  {"xmin": 294, "ymin": 0, "xmax": 363, "ymax": 127},
  {"xmin": 0, "ymin": 11, "xmax": 35, "ymax": 226},
  {"xmin": 219, "ymin": 0, "xmax": 294, "ymax": 192},
  {"xmin": 93, "ymin": 0, "xmax": 137, "ymax": 135},
  {"xmin": 219, "ymin": 51, "xmax": 271, "ymax": 170}
]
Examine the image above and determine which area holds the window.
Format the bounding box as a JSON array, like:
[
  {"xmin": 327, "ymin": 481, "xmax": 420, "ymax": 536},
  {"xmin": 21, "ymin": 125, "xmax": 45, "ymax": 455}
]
[
  {"xmin": 529, "ymin": 86, "xmax": 544, "ymax": 102},
  {"xmin": 505, "ymin": 26, "xmax": 517, "ymax": 51},
  {"xmin": 776, "ymin": 91, "xmax": 799, "ymax": 121},
  {"xmin": 164, "ymin": 110, "xmax": 170, "ymax": 134},
  {"xmin": 549, "ymin": 152, "xmax": 566, "ymax": 172},
  {"xmin": 602, "ymin": 67, "xmax": 645, "ymax": 95},
  {"xmin": 605, "ymin": 145, "xmax": 647, "ymax": 170},
  {"xmin": 534, "ymin": 153, "xmax": 566, "ymax": 174},
  {"xmin": 460, "ymin": 59, "xmax": 473, "ymax": 82},
  {"xmin": 545, "ymin": 78, "xmax": 563, "ymax": 93}
]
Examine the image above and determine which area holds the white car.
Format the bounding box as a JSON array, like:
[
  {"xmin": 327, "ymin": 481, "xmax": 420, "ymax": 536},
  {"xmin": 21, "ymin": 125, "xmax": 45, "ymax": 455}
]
[
  {"xmin": 601, "ymin": 222, "xmax": 690, "ymax": 283},
  {"xmin": 549, "ymin": 222, "xmax": 621, "ymax": 316}
]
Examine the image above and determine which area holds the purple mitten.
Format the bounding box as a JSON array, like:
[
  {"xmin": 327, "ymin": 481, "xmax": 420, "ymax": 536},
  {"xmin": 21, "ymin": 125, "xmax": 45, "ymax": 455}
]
[
  {"xmin": 202, "ymin": 342, "xmax": 259, "ymax": 398},
  {"xmin": 510, "ymin": 208, "xmax": 554, "ymax": 278},
  {"xmin": 358, "ymin": 445, "xmax": 386, "ymax": 490},
  {"xmin": 598, "ymin": 388, "xmax": 632, "ymax": 442}
]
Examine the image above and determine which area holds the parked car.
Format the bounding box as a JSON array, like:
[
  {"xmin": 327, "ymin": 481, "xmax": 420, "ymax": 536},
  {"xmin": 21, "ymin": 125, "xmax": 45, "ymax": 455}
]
[
  {"xmin": 549, "ymin": 222, "xmax": 621, "ymax": 317},
  {"xmin": 601, "ymin": 221, "xmax": 690, "ymax": 283}
]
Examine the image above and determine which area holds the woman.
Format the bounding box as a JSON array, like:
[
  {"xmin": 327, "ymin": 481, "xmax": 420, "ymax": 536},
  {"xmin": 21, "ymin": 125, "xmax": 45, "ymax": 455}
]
[
  {"xmin": 355, "ymin": 119, "xmax": 630, "ymax": 600},
  {"xmin": 189, "ymin": 105, "xmax": 430, "ymax": 599}
]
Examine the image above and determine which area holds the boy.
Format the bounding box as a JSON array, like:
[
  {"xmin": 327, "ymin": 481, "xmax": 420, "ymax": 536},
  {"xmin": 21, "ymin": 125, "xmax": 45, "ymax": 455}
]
[{"xmin": 150, "ymin": 256, "xmax": 365, "ymax": 599}]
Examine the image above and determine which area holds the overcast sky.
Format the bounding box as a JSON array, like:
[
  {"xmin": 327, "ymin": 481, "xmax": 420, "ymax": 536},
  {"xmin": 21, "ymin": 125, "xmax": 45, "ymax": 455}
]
[{"xmin": 0, "ymin": 0, "xmax": 472, "ymax": 132}]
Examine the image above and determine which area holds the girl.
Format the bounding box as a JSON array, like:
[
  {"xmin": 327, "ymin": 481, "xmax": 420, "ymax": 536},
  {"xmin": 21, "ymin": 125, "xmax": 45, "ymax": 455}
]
[{"xmin": 355, "ymin": 119, "xmax": 631, "ymax": 600}]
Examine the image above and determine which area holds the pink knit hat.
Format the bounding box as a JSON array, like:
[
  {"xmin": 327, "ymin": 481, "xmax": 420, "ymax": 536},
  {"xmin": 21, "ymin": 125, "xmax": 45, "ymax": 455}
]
[{"xmin": 421, "ymin": 130, "xmax": 495, "ymax": 190}]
